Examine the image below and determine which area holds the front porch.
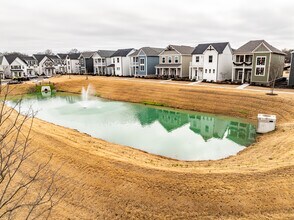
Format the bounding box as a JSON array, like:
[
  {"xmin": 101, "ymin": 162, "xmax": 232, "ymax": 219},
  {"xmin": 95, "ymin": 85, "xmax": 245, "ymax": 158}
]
[
  {"xmin": 95, "ymin": 66, "xmax": 107, "ymax": 75},
  {"xmin": 189, "ymin": 66, "xmax": 204, "ymax": 81},
  {"xmin": 156, "ymin": 64, "xmax": 182, "ymax": 78},
  {"xmin": 232, "ymin": 68, "xmax": 252, "ymax": 84}
]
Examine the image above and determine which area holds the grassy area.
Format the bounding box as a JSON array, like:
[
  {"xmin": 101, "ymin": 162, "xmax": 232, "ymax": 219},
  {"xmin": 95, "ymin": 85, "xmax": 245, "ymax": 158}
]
[{"xmin": 141, "ymin": 100, "xmax": 167, "ymax": 107}]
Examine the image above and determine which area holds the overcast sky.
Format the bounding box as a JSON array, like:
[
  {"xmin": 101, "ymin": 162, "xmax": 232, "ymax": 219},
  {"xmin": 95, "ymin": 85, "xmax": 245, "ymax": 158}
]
[{"xmin": 0, "ymin": 0, "xmax": 293, "ymax": 54}]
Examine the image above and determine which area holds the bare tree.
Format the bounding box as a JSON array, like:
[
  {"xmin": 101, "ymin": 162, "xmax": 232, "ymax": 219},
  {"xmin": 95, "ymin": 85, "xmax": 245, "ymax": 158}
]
[
  {"xmin": 269, "ymin": 62, "xmax": 283, "ymax": 95},
  {"xmin": 0, "ymin": 85, "xmax": 64, "ymax": 219},
  {"xmin": 44, "ymin": 50, "xmax": 54, "ymax": 55},
  {"xmin": 68, "ymin": 49, "xmax": 80, "ymax": 54}
]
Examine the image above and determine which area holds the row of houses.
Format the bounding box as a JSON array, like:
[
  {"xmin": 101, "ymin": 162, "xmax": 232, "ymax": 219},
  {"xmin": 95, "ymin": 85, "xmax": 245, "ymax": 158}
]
[{"xmin": 0, "ymin": 40, "xmax": 291, "ymax": 85}]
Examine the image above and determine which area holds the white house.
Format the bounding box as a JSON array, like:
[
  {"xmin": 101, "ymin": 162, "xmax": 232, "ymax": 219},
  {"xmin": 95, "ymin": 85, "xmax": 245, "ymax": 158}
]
[
  {"xmin": 65, "ymin": 53, "xmax": 81, "ymax": 74},
  {"xmin": 33, "ymin": 54, "xmax": 57, "ymax": 77},
  {"xmin": 110, "ymin": 48, "xmax": 136, "ymax": 76},
  {"xmin": 0, "ymin": 54, "xmax": 38, "ymax": 79},
  {"xmin": 92, "ymin": 50, "xmax": 115, "ymax": 75},
  {"xmin": 57, "ymin": 54, "xmax": 68, "ymax": 73},
  {"xmin": 189, "ymin": 42, "xmax": 233, "ymax": 81}
]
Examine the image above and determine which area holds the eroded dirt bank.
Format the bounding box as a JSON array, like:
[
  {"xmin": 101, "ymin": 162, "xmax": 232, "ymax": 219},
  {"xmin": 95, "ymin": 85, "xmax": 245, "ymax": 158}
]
[{"xmin": 3, "ymin": 76, "xmax": 294, "ymax": 219}]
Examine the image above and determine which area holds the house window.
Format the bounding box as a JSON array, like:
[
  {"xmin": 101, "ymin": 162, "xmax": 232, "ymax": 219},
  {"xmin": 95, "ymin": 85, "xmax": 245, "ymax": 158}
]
[
  {"xmin": 175, "ymin": 56, "xmax": 179, "ymax": 63},
  {"xmin": 213, "ymin": 69, "xmax": 215, "ymax": 74},
  {"xmin": 209, "ymin": 69, "xmax": 211, "ymax": 73},
  {"xmin": 257, "ymin": 57, "xmax": 266, "ymax": 65},
  {"xmin": 113, "ymin": 58, "xmax": 115, "ymax": 63},
  {"xmin": 140, "ymin": 58, "xmax": 145, "ymax": 65},
  {"xmin": 162, "ymin": 57, "xmax": 165, "ymax": 63},
  {"xmin": 255, "ymin": 56, "xmax": 266, "ymax": 76},
  {"xmin": 140, "ymin": 65, "xmax": 145, "ymax": 71},
  {"xmin": 196, "ymin": 56, "xmax": 200, "ymax": 62},
  {"xmin": 256, "ymin": 67, "xmax": 265, "ymax": 76},
  {"xmin": 209, "ymin": 56, "xmax": 213, "ymax": 63},
  {"xmin": 168, "ymin": 57, "xmax": 172, "ymax": 63},
  {"xmin": 205, "ymin": 69, "xmax": 207, "ymax": 73},
  {"xmin": 117, "ymin": 58, "xmax": 120, "ymax": 63},
  {"xmin": 117, "ymin": 67, "xmax": 120, "ymax": 71}
]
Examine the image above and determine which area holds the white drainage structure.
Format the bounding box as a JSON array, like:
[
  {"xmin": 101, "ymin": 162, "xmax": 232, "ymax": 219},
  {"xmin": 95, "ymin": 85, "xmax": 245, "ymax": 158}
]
[
  {"xmin": 41, "ymin": 86, "xmax": 51, "ymax": 93},
  {"xmin": 257, "ymin": 114, "xmax": 276, "ymax": 134}
]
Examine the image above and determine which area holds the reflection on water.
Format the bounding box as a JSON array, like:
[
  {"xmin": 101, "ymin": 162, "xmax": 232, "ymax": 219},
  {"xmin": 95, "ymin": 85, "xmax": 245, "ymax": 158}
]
[{"xmin": 8, "ymin": 94, "xmax": 256, "ymax": 161}]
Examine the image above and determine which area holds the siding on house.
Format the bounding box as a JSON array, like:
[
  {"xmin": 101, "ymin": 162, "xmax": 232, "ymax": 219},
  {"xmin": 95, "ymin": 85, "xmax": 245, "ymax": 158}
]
[
  {"xmin": 269, "ymin": 53, "xmax": 284, "ymax": 82},
  {"xmin": 251, "ymin": 53, "xmax": 270, "ymax": 83},
  {"xmin": 146, "ymin": 56, "xmax": 159, "ymax": 75}
]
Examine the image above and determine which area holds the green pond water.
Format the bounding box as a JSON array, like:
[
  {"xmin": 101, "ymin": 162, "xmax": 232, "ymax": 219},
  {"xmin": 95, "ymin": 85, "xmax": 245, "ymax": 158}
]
[{"xmin": 8, "ymin": 93, "xmax": 256, "ymax": 161}]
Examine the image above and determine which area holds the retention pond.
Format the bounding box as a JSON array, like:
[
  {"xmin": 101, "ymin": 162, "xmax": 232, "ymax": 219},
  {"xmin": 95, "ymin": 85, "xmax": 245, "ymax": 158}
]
[{"xmin": 8, "ymin": 93, "xmax": 256, "ymax": 161}]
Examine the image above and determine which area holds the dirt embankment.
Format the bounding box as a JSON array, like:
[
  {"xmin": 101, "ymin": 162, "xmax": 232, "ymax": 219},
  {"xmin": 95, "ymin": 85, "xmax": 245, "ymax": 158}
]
[{"xmin": 3, "ymin": 76, "xmax": 294, "ymax": 219}]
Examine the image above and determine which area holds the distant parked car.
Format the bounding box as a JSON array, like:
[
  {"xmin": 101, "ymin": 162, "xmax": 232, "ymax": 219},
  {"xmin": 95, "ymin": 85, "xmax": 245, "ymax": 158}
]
[{"xmin": 7, "ymin": 80, "xmax": 23, "ymax": 85}]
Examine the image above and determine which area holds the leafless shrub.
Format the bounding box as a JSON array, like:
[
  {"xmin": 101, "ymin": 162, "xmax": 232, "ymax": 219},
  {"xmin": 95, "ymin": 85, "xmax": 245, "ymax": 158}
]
[{"xmin": 0, "ymin": 85, "xmax": 64, "ymax": 219}]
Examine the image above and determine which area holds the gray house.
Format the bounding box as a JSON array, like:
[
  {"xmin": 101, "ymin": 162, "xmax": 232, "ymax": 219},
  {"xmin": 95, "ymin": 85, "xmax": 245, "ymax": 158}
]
[
  {"xmin": 290, "ymin": 52, "xmax": 294, "ymax": 86},
  {"xmin": 129, "ymin": 47, "xmax": 163, "ymax": 76}
]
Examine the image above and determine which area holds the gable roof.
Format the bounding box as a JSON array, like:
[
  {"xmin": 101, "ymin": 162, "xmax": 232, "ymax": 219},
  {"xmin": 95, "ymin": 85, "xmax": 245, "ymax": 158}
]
[
  {"xmin": 33, "ymin": 54, "xmax": 47, "ymax": 63},
  {"xmin": 140, "ymin": 47, "xmax": 164, "ymax": 56},
  {"xmin": 192, "ymin": 42, "xmax": 230, "ymax": 54},
  {"xmin": 80, "ymin": 51, "xmax": 95, "ymax": 58},
  {"xmin": 3, "ymin": 54, "xmax": 21, "ymax": 64},
  {"xmin": 234, "ymin": 40, "xmax": 285, "ymax": 55},
  {"xmin": 68, "ymin": 53, "xmax": 81, "ymax": 59},
  {"xmin": 111, "ymin": 48, "xmax": 134, "ymax": 57},
  {"xmin": 57, "ymin": 53, "xmax": 68, "ymax": 60},
  {"xmin": 96, "ymin": 50, "xmax": 116, "ymax": 58},
  {"xmin": 167, "ymin": 45, "xmax": 194, "ymax": 55}
]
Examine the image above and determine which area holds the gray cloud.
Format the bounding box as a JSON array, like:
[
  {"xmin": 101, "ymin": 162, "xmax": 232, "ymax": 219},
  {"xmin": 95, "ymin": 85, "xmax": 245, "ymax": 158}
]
[{"xmin": 0, "ymin": 0, "xmax": 293, "ymax": 54}]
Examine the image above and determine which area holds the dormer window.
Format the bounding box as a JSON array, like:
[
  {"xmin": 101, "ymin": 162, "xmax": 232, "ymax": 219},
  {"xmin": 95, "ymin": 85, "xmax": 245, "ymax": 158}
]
[{"xmin": 209, "ymin": 56, "xmax": 213, "ymax": 63}]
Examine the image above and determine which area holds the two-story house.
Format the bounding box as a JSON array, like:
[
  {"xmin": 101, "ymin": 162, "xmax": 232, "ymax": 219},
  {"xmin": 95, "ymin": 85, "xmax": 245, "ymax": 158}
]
[
  {"xmin": 92, "ymin": 50, "xmax": 116, "ymax": 75},
  {"xmin": 232, "ymin": 40, "xmax": 285, "ymax": 85},
  {"xmin": 129, "ymin": 47, "xmax": 163, "ymax": 76},
  {"xmin": 289, "ymin": 51, "xmax": 294, "ymax": 87},
  {"xmin": 189, "ymin": 42, "xmax": 233, "ymax": 81},
  {"xmin": 110, "ymin": 48, "xmax": 136, "ymax": 76},
  {"xmin": 57, "ymin": 54, "xmax": 68, "ymax": 73},
  {"xmin": 79, "ymin": 52, "xmax": 95, "ymax": 74},
  {"xmin": 66, "ymin": 53, "xmax": 81, "ymax": 74},
  {"xmin": 0, "ymin": 54, "xmax": 38, "ymax": 79},
  {"xmin": 155, "ymin": 45, "xmax": 194, "ymax": 78},
  {"xmin": 21, "ymin": 56, "xmax": 38, "ymax": 77},
  {"xmin": 33, "ymin": 54, "xmax": 57, "ymax": 77}
]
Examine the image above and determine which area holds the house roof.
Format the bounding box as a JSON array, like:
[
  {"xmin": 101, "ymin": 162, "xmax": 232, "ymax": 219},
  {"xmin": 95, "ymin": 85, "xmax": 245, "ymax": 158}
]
[
  {"xmin": 0, "ymin": 56, "xmax": 3, "ymax": 65},
  {"xmin": 57, "ymin": 53, "xmax": 68, "ymax": 59},
  {"xmin": 96, "ymin": 50, "xmax": 116, "ymax": 58},
  {"xmin": 111, "ymin": 48, "xmax": 134, "ymax": 57},
  {"xmin": 130, "ymin": 47, "xmax": 164, "ymax": 57},
  {"xmin": 80, "ymin": 51, "xmax": 95, "ymax": 58},
  {"xmin": 192, "ymin": 42, "xmax": 230, "ymax": 54},
  {"xmin": 3, "ymin": 54, "xmax": 21, "ymax": 64},
  {"xmin": 168, "ymin": 45, "xmax": 194, "ymax": 55},
  {"xmin": 234, "ymin": 40, "xmax": 285, "ymax": 55},
  {"xmin": 68, "ymin": 53, "xmax": 81, "ymax": 59}
]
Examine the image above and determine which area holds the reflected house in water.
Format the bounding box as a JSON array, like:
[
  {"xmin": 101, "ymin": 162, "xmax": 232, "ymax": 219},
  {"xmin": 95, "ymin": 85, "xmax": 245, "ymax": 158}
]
[
  {"xmin": 189, "ymin": 115, "xmax": 229, "ymax": 141},
  {"xmin": 227, "ymin": 121, "xmax": 256, "ymax": 146},
  {"xmin": 157, "ymin": 110, "xmax": 189, "ymax": 132},
  {"xmin": 135, "ymin": 107, "xmax": 158, "ymax": 126},
  {"xmin": 133, "ymin": 105, "xmax": 256, "ymax": 146}
]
